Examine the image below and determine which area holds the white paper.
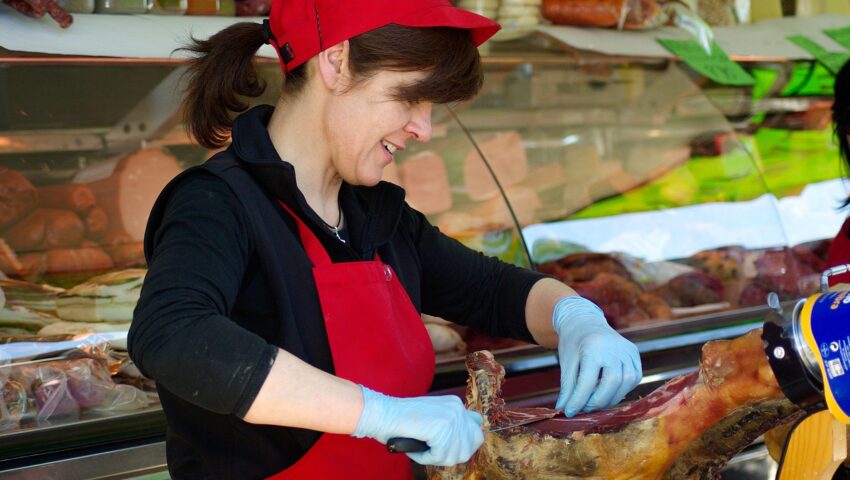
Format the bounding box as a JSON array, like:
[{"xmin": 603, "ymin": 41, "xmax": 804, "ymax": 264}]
[
  {"xmin": 0, "ymin": 6, "xmax": 278, "ymax": 59},
  {"xmin": 522, "ymin": 178, "xmax": 849, "ymax": 263}
]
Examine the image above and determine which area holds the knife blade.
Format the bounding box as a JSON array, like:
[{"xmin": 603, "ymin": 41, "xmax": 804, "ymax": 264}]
[{"xmin": 386, "ymin": 415, "xmax": 557, "ymax": 453}]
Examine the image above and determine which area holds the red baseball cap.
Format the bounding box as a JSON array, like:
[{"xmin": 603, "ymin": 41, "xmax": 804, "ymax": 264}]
[{"xmin": 264, "ymin": 0, "xmax": 501, "ymax": 73}]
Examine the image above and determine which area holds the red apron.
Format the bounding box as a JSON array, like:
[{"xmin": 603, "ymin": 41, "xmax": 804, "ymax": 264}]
[
  {"xmin": 827, "ymin": 217, "xmax": 850, "ymax": 286},
  {"xmin": 267, "ymin": 201, "xmax": 435, "ymax": 480}
]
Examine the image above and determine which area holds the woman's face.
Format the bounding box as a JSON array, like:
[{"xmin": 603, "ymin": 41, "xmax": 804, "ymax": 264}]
[{"xmin": 325, "ymin": 69, "xmax": 433, "ymax": 186}]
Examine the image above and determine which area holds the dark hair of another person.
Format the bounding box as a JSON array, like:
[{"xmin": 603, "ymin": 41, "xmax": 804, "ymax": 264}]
[
  {"xmin": 180, "ymin": 22, "xmax": 483, "ymax": 149},
  {"xmin": 833, "ymin": 59, "xmax": 850, "ymax": 208}
]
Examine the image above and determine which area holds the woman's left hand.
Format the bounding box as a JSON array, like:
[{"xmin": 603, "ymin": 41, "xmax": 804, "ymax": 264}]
[{"xmin": 552, "ymin": 296, "xmax": 642, "ymax": 417}]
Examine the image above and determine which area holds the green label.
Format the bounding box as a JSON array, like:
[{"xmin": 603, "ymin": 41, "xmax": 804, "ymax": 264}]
[
  {"xmin": 657, "ymin": 38, "xmax": 755, "ymax": 86},
  {"xmin": 824, "ymin": 26, "xmax": 850, "ymax": 51},
  {"xmin": 787, "ymin": 35, "xmax": 850, "ymax": 75}
]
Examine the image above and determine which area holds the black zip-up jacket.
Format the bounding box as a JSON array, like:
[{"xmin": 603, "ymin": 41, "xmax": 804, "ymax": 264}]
[{"xmin": 128, "ymin": 105, "xmax": 546, "ymax": 479}]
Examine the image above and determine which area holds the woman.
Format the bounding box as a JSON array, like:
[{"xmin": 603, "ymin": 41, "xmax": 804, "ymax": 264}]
[
  {"xmin": 828, "ymin": 59, "xmax": 850, "ymax": 285},
  {"xmin": 128, "ymin": 1, "xmax": 642, "ymax": 478}
]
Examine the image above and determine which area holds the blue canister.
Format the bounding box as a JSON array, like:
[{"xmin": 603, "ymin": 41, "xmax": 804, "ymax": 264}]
[{"xmin": 801, "ymin": 289, "xmax": 850, "ymax": 423}]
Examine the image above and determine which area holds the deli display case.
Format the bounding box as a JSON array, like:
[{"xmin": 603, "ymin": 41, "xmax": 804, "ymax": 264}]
[{"xmin": 1, "ymin": 9, "xmax": 849, "ymax": 479}]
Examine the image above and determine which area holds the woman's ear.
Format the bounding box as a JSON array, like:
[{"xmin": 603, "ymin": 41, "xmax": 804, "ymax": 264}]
[{"xmin": 317, "ymin": 40, "xmax": 351, "ymax": 91}]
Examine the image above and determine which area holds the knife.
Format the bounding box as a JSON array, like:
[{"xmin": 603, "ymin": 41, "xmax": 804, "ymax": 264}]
[{"xmin": 386, "ymin": 414, "xmax": 558, "ymax": 453}]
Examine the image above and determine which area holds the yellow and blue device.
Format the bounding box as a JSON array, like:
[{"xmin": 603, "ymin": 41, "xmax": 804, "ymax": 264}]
[
  {"xmin": 763, "ymin": 265, "xmax": 850, "ymax": 420},
  {"xmin": 799, "ymin": 288, "xmax": 850, "ymax": 422}
]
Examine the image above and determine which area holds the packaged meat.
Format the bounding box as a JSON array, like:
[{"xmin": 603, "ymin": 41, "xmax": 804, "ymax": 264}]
[
  {"xmin": 56, "ymin": 269, "xmax": 145, "ymax": 323},
  {"xmin": 36, "ymin": 184, "xmax": 96, "ymax": 216},
  {"xmin": 90, "ymin": 383, "xmax": 149, "ymax": 413},
  {"xmin": 541, "ymin": 0, "xmax": 662, "ymax": 29},
  {"xmin": 398, "ymin": 151, "xmax": 452, "ymax": 215},
  {"xmin": 80, "ymin": 149, "xmax": 182, "ymax": 242},
  {"xmin": 651, "ymin": 271, "xmax": 725, "ymax": 308},
  {"xmin": 6, "ymin": 209, "xmax": 85, "ymax": 252},
  {"xmin": 0, "ymin": 380, "xmax": 28, "ymax": 431},
  {"xmin": 33, "ymin": 367, "xmax": 81, "ymax": 423},
  {"xmin": 571, "ymin": 272, "xmax": 672, "ymax": 328},
  {"xmin": 739, "ymin": 248, "xmax": 822, "ymax": 306},
  {"xmin": 429, "ymin": 330, "xmax": 801, "ymax": 479},
  {"xmin": 537, "ymin": 252, "xmax": 632, "ymax": 283},
  {"xmin": 0, "ymin": 168, "xmax": 38, "ymax": 231},
  {"xmin": 6, "ymin": 356, "xmax": 146, "ymax": 428}
]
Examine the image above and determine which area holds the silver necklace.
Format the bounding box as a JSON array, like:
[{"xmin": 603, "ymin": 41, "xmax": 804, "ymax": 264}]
[{"xmin": 320, "ymin": 206, "xmax": 345, "ymax": 243}]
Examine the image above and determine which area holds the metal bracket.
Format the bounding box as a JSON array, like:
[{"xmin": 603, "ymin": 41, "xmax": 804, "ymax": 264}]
[{"xmin": 103, "ymin": 65, "xmax": 188, "ymax": 153}]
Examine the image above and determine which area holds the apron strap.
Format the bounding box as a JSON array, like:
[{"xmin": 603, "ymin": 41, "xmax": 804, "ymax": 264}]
[{"xmin": 277, "ymin": 200, "xmax": 332, "ymax": 267}]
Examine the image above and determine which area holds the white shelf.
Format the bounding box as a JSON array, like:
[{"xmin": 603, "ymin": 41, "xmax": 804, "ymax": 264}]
[
  {"xmin": 0, "ymin": 5, "xmax": 277, "ymax": 59},
  {"xmin": 538, "ymin": 14, "xmax": 850, "ymax": 61},
  {"xmin": 1, "ymin": 5, "xmax": 849, "ymax": 62}
]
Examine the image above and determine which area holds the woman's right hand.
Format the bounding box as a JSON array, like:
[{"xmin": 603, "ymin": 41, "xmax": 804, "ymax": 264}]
[{"xmin": 352, "ymin": 386, "xmax": 484, "ymax": 466}]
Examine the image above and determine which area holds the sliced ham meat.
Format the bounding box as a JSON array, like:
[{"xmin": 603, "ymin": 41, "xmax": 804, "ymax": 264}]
[
  {"xmin": 464, "ymin": 131, "xmax": 528, "ymax": 202},
  {"xmin": 428, "ymin": 329, "xmax": 803, "ymax": 479},
  {"xmin": 470, "ymin": 186, "xmax": 541, "ymax": 229},
  {"xmin": 79, "ymin": 149, "xmax": 182, "ymax": 242},
  {"xmin": 399, "ymin": 151, "xmax": 452, "ymax": 215}
]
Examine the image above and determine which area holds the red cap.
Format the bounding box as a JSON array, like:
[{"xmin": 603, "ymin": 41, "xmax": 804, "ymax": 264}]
[{"xmin": 264, "ymin": 0, "xmax": 500, "ymax": 73}]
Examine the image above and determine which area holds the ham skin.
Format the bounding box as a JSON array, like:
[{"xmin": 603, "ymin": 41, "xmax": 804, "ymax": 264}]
[
  {"xmin": 428, "ymin": 329, "xmax": 803, "ymax": 479},
  {"xmin": 85, "ymin": 148, "xmax": 182, "ymax": 242}
]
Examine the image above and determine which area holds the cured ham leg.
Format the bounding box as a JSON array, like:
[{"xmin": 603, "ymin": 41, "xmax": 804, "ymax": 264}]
[{"xmin": 428, "ymin": 329, "xmax": 804, "ymax": 480}]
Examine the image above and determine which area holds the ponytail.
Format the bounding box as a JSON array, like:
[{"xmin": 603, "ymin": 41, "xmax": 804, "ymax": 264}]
[{"xmin": 180, "ymin": 22, "xmax": 268, "ymax": 149}]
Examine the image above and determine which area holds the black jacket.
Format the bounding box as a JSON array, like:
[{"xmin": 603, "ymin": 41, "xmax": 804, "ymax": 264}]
[{"xmin": 128, "ymin": 105, "xmax": 545, "ymax": 479}]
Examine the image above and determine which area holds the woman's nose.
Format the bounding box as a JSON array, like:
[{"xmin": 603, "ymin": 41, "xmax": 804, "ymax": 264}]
[{"xmin": 404, "ymin": 102, "xmax": 433, "ymax": 143}]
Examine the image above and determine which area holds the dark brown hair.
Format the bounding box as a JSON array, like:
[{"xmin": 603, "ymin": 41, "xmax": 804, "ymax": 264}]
[{"xmin": 181, "ymin": 22, "xmax": 483, "ymax": 149}]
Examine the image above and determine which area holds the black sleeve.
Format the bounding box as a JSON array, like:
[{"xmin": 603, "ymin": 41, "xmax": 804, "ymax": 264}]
[
  {"xmin": 407, "ymin": 207, "xmax": 546, "ymax": 343},
  {"xmin": 128, "ymin": 172, "xmax": 277, "ymax": 418}
]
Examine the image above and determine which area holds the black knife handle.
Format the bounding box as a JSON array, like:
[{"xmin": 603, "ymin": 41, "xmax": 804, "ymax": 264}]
[{"xmin": 387, "ymin": 437, "xmax": 429, "ymax": 453}]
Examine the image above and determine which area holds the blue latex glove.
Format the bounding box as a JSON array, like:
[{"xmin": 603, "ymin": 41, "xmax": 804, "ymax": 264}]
[
  {"xmin": 352, "ymin": 386, "xmax": 484, "ymax": 466},
  {"xmin": 553, "ymin": 296, "xmax": 642, "ymax": 417}
]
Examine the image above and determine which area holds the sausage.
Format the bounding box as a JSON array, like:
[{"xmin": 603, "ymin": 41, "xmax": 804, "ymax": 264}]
[
  {"xmin": 6, "ymin": 209, "xmax": 85, "ymax": 252},
  {"xmin": 0, "ymin": 167, "xmax": 39, "ymax": 230},
  {"xmin": 102, "ymin": 231, "xmax": 145, "ymax": 267},
  {"xmin": 541, "ymin": 0, "xmax": 659, "ymax": 29},
  {"xmin": 1, "ymin": 0, "xmax": 72, "ymax": 27},
  {"xmin": 542, "ymin": 0, "xmax": 622, "ymax": 27},
  {"xmin": 37, "ymin": 184, "xmax": 96, "ymax": 215},
  {"xmin": 84, "ymin": 208, "xmax": 108, "ymax": 241},
  {"xmin": 44, "ymin": 0, "xmax": 72, "ymax": 27},
  {"xmin": 45, "ymin": 247, "xmax": 114, "ymax": 274}
]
